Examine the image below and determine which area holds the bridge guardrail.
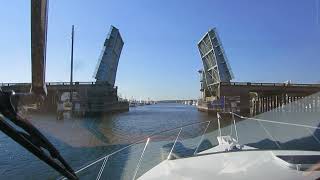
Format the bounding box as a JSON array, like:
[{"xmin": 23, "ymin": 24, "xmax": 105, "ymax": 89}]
[
  {"xmin": 220, "ymin": 82, "xmax": 320, "ymax": 87},
  {"xmin": 1, "ymin": 82, "xmax": 115, "ymax": 87},
  {"xmin": 3, "ymin": 82, "xmax": 320, "ymax": 89}
]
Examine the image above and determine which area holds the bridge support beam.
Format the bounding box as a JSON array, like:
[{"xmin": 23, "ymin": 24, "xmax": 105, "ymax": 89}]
[{"xmin": 240, "ymin": 94, "xmax": 250, "ymax": 115}]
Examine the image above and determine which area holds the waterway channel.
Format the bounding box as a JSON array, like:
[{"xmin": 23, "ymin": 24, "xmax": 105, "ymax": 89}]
[
  {"xmin": 0, "ymin": 103, "xmax": 218, "ymax": 179},
  {"xmin": 1, "ymin": 103, "xmax": 320, "ymax": 179}
]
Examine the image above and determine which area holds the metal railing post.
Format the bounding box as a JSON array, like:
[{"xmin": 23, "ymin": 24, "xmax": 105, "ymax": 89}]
[
  {"xmin": 69, "ymin": 120, "xmax": 216, "ymax": 179},
  {"xmin": 132, "ymin": 138, "xmax": 150, "ymax": 180},
  {"xmin": 194, "ymin": 121, "xmax": 211, "ymax": 155},
  {"xmin": 232, "ymin": 112, "xmax": 239, "ymax": 142},
  {"xmin": 217, "ymin": 112, "xmax": 222, "ymax": 137},
  {"xmin": 167, "ymin": 128, "xmax": 182, "ymax": 160},
  {"xmin": 96, "ymin": 156, "xmax": 109, "ymax": 180}
]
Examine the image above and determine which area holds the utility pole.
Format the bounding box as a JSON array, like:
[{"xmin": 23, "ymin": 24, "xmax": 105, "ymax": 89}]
[{"xmin": 70, "ymin": 25, "xmax": 74, "ymax": 102}]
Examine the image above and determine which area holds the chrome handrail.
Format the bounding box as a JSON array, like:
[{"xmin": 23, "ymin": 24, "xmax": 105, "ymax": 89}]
[
  {"xmin": 230, "ymin": 112, "xmax": 320, "ymax": 130},
  {"xmin": 60, "ymin": 112, "xmax": 320, "ymax": 179},
  {"xmin": 60, "ymin": 119, "xmax": 214, "ymax": 180},
  {"xmin": 132, "ymin": 138, "xmax": 150, "ymax": 180},
  {"xmin": 167, "ymin": 128, "xmax": 182, "ymax": 160},
  {"xmin": 194, "ymin": 121, "xmax": 211, "ymax": 155}
]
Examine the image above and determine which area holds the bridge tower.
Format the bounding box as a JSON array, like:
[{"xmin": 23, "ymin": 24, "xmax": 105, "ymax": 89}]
[
  {"xmin": 198, "ymin": 28, "xmax": 234, "ymax": 99},
  {"xmin": 94, "ymin": 26, "xmax": 124, "ymax": 87}
]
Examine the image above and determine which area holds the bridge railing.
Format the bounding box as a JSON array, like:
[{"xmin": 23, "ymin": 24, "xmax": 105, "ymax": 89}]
[
  {"xmin": 1, "ymin": 83, "xmax": 31, "ymax": 87},
  {"xmin": 220, "ymin": 82, "xmax": 320, "ymax": 87},
  {"xmin": 3, "ymin": 82, "xmax": 320, "ymax": 88},
  {"xmin": 60, "ymin": 119, "xmax": 216, "ymax": 180},
  {"xmin": 1, "ymin": 81, "xmax": 114, "ymax": 87},
  {"xmin": 47, "ymin": 82, "xmax": 97, "ymax": 86}
]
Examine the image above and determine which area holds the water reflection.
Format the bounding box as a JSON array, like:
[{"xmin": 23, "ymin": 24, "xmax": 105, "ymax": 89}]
[
  {"xmin": 2, "ymin": 103, "xmax": 320, "ymax": 179},
  {"xmin": 0, "ymin": 103, "xmax": 215, "ymax": 179}
]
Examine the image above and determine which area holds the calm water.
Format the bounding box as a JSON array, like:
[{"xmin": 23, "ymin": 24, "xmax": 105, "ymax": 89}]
[
  {"xmin": 0, "ymin": 103, "xmax": 217, "ymax": 179},
  {"xmin": 2, "ymin": 103, "xmax": 320, "ymax": 179}
]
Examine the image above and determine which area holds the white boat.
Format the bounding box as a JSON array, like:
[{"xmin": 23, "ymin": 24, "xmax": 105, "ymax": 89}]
[
  {"xmin": 129, "ymin": 102, "xmax": 137, "ymax": 107},
  {"xmin": 64, "ymin": 112, "xmax": 320, "ymax": 180}
]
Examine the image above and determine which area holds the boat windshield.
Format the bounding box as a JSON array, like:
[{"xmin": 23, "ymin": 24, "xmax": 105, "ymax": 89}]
[{"xmin": 65, "ymin": 92, "xmax": 320, "ymax": 179}]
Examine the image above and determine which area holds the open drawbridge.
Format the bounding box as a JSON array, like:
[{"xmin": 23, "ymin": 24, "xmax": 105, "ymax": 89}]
[
  {"xmin": 198, "ymin": 28, "xmax": 234, "ymax": 97},
  {"xmin": 94, "ymin": 26, "xmax": 124, "ymax": 87},
  {"xmin": 197, "ymin": 28, "xmax": 320, "ymax": 115}
]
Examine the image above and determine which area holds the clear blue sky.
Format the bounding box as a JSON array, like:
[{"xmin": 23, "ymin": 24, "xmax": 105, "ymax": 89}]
[{"xmin": 0, "ymin": 0, "xmax": 320, "ymax": 100}]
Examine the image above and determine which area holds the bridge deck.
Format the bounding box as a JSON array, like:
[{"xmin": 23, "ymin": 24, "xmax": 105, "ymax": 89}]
[
  {"xmin": 200, "ymin": 82, "xmax": 320, "ymax": 115},
  {"xmin": 219, "ymin": 82, "xmax": 320, "ymax": 96}
]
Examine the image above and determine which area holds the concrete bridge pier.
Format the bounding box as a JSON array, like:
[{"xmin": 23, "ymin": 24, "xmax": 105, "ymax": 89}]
[
  {"xmin": 274, "ymin": 96, "xmax": 277, "ymax": 111},
  {"xmin": 240, "ymin": 94, "xmax": 250, "ymax": 115},
  {"xmin": 266, "ymin": 97, "xmax": 269, "ymax": 111},
  {"xmin": 259, "ymin": 97, "xmax": 262, "ymax": 113},
  {"xmin": 316, "ymin": 97, "xmax": 318, "ymax": 112},
  {"xmin": 253, "ymin": 92, "xmax": 320, "ymax": 115}
]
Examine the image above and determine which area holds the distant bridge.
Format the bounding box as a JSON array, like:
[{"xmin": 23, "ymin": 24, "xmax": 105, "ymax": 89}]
[{"xmin": 197, "ymin": 28, "xmax": 320, "ymax": 115}]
